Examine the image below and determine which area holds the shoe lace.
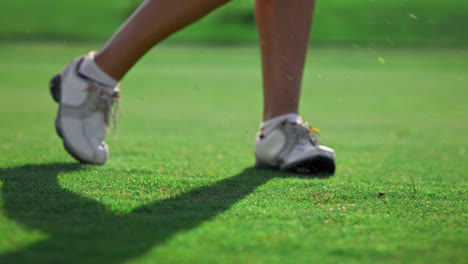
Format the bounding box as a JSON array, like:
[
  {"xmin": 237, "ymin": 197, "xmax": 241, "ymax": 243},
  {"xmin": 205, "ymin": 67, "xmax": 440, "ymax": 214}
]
[
  {"xmin": 102, "ymin": 91, "xmax": 121, "ymax": 136},
  {"xmin": 292, "ymin": 121, "xmax": 320, "ymax": 146},
  {"xmin": 85, "ymin": 85, "xmax": 121, "ymax": 135}
]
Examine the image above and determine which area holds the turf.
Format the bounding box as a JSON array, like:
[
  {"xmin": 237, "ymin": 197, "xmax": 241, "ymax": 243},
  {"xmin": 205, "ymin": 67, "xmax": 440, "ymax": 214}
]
[{"xmin": 0, "ymin": 43, "xmax": 467, "ymax": 263}]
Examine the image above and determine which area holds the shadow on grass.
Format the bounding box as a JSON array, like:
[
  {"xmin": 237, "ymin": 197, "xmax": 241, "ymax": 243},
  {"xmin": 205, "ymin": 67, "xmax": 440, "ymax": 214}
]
[{"xmin": 0, "ymin": 163, "xmax": 328, "ymax": 263}]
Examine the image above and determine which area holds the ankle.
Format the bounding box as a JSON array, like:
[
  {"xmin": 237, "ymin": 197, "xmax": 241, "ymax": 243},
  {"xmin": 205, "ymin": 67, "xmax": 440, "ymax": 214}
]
[
  {"xmin": 78, "ymin": 52, "xmax": 119, "ymax": 87},
  {"xmin": 263, "ymin": 113, "xmax": 301, "ymax": 124},
  {"xmin": 261, "ymin": 113, "xmax": 302, "ymax": 136}
]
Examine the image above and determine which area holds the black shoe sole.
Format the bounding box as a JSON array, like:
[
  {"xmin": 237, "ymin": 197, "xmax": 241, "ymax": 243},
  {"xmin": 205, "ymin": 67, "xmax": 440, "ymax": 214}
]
[
  {"xmin": 256, "ymin": 156, "xmax": 335, "ymax": 177},
  {"xmin": 282, "ymin": 156, "xmax": 335, "ymax": 176}
]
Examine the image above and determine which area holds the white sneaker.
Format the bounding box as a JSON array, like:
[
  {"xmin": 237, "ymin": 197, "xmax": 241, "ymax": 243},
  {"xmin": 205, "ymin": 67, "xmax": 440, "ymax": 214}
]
[
  {"xmin": 49, "ymin": 54, "xmax": 120, "ymax": 165},
  {"xmin": 255, "ymin": 119, "xmax": 336, "ymax": 175}
]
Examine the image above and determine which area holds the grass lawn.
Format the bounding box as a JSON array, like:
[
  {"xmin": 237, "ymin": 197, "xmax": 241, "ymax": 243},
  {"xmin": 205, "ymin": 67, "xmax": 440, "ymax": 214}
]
[{"xmin": 0, "ymin": 43, "xmax": 466, "ymax": 263}]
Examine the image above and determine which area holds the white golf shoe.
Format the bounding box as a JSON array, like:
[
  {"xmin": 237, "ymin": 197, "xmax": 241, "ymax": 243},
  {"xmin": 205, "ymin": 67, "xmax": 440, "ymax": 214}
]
[
  {"xmin": 49, "ymin": 53, "xmax": 120, "ymax": 165},
  {"xmin": 255, "ymin": 118, "xmax": 336, "ymax": 175}
]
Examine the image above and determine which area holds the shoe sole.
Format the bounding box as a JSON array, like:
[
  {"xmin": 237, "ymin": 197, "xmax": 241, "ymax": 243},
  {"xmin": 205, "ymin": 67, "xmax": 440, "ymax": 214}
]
[
  {"xmin": 255, "ymin": 155, "xmax": 335, "ymax": 176},
  {"xmin": 281, "ymin": 155, "xmax": 335, "ymax": 176},
  {"xmin": 49, "ymin": 74, "xmax": 93, "ymax": 164}
]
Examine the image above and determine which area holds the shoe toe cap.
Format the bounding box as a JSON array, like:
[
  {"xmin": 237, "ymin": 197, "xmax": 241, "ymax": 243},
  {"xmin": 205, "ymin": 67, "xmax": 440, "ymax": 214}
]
[
  {"xmin": 60, "ymin": 117, "xmax": 109, "ymax": 165},
  {"xmin": 318, "ymin": 145, "xmax": 336, "ymax": 159},
  {"xmin": 92, "ymin": 143, "xmax": 108, "ymax": 165},
  {"xmin": 62, "ymin": 132, "xmax": 108, "ymax": 165}
]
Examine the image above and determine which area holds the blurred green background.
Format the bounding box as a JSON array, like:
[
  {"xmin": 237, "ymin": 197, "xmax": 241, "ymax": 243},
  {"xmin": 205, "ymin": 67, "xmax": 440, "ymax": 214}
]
[{"xmin": 1, "ymin": 0, "xmax": 468, "ymax": 46}]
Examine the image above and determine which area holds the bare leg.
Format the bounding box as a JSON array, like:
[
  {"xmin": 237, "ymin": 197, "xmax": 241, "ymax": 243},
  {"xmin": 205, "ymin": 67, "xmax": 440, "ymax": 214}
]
[
  {"xmin": 94, "ymin": 0, "xmax": 232, "ymax": 80},
  {"xmin": 255, "ymin": 0, "xmax": 316, "ymax": 121}
]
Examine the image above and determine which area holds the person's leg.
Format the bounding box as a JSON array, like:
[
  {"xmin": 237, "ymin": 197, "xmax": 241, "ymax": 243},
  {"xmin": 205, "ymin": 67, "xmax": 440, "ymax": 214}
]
[
  {"xmin": 52, "ymin": 0, "xmax": 232, "ymax": 164},
  {"xmin": 95, "ymin": 0, "xmax": 232, "ymax": 81},
  {"xmin": 255, "ymin": 0, "xmax": 315, "ymax": 121},
  {"xmin": 254, "ymin": 0, "xmax": 336, "ymax": 175}
]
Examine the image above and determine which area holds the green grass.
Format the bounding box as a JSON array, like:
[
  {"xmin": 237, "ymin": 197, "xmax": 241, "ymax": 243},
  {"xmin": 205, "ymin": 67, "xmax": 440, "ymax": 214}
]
[
  {"xmin": 0, "ymin": 43, "xmax": 467, "ymax": 263},
  {"xmin": 1, "ymin": 0, "xmax": 468, "ymax": 45}
]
